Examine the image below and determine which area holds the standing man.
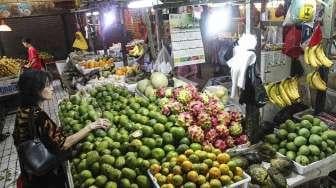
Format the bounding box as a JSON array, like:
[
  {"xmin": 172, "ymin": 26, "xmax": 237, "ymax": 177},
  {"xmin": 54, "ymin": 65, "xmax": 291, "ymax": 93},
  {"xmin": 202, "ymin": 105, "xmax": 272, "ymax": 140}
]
[{"xmin": 22, "ymin": 38, "xmax": 43, "ymax": 70}]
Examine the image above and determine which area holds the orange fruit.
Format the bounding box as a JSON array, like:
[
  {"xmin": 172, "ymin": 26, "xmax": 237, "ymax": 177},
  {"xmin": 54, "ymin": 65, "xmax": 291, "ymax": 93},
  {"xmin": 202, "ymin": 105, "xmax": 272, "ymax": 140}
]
[
  {"xmin": 177, "ymin": 155, "xmax": 188, "ymax": 164},
  {"xmin": 217, "ymin": 153, "xmax": 230, "ymax": 164},
  {"xmin": 234, "ymin": 167, "xmax": 244, "ymax": 177},
  {"xmin": 187, "ymin": 171, "xmax": 199, "ymax": 182},
  {"xmin": 220, "ymin": 175, "xmax": 231, "ymax": 185},
  {"xmin": 182, "ymin": 161, "xmax": 193, "ymax": 172},
  {"xmin": 150, "ymin": 164, "xmax": 161, "ymax": 174},
  {"xmin": 209, "ymin": 167, "xmax": 221, "ymax": 179},
  {"xmin": 166, "ymin": 174, "xmax": 174, "ymax": 184},
  {"xmin": 219, "ymin": 164, "xmax": 230, "ymax": 175}
]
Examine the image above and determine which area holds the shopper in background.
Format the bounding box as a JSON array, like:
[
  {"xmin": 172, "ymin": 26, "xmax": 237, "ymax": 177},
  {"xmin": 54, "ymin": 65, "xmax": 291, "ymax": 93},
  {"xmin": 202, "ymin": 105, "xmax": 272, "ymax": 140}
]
[
  {"xmin": 13, "ymin": 70, "xmax": 109, "ymax": 188},
  {"xmin": 72, "ymin": 31, "xmax": 88, "ymax": 51},
  {"xmin": 22, "ymin": 38, "xmax": 43, "ymax": 71}
]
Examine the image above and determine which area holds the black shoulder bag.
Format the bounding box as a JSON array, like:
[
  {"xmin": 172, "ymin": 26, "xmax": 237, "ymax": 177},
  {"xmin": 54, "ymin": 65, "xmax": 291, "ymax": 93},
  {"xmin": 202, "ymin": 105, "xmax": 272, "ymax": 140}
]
[{"xmin": 17, "ymin": 107, "xmax": 59, "ymax": 176}]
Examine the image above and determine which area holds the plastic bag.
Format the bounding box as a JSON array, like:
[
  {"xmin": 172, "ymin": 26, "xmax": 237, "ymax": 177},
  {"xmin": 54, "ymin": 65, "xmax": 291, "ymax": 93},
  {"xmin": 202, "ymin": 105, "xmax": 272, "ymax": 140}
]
[
  {"xmin": 283, "ymin": 0, "xmax": 316, "ymax": 27},
  {"xmin": 153, "ymin": 45, "xmax": 173, "ymax": 75}
]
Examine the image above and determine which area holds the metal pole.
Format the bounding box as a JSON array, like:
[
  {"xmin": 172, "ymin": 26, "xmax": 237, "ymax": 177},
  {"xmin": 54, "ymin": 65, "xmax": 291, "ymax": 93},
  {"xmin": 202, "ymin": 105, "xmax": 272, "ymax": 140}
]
[{"xmin": 245, "ymin": 0, "xmax": 251, "ymax": 34}]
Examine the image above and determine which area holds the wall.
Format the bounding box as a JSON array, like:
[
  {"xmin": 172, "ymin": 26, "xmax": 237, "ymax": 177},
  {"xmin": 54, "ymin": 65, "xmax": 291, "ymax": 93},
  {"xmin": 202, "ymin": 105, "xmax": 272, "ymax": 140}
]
[{"xmin": 1, "ymin": 13, "xmax": 76, "ymax": 60}]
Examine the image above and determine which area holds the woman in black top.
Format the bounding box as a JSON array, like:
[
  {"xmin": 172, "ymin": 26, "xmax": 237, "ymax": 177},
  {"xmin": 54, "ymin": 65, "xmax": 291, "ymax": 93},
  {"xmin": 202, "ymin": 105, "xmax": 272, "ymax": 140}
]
[{"xmin": 13, "ymin": 69, "xmax": 109, "ymax": 188}]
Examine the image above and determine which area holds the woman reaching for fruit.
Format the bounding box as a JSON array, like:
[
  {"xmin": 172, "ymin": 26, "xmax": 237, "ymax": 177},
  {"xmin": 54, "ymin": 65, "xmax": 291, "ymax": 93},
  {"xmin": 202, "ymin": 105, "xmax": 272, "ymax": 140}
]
[{"xmin": 13, "ymin": 69, "xmax": 109, "ymax": 188}]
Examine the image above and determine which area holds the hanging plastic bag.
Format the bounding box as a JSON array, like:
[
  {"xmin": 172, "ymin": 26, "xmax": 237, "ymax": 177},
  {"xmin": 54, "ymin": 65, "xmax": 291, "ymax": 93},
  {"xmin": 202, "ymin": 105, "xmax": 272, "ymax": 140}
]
[
  {"xmin": 308, "ymin": 23, "xmax": 322, "ymax": 47},
  {"xmin": 282, "ymin": 25, "xmax": 303, "ymax": 58},
  {"xmin": 283, "ymin": 0, "xmax": 316, "ymax": 27},
  {"xmin": 153, "ymin": 45, "xmax": 173, "ymax": 75}
]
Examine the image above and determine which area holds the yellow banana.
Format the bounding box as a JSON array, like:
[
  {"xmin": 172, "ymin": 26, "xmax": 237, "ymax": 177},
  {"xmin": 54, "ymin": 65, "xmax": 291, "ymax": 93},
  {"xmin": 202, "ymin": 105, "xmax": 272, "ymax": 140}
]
[
  {"xmin": 264, "ymin": 83, "xmax": 276, "ymax": 104},
  {"xmin": 304, "ymin": 47, "xmax": 310, "ymax": 65},
  {"xmin": 137, "ymin": 45, "xmax": 144, "ymax": 56},
  {"xmin": 311, "ymin": 71, "xmax": 327, "ymax": 91},
  {"xmin": 306, "ymin": 72, "xmax": 316, "ymax": 89},
  {"xmin": 308, "ymin": 45, "xmax": 321, "ymax": 68},
  {"xmin": 289, "ymin": 78, "xmax": 301, "ymax": 101},
  {"xmin": 284, "ymin": 79, "xmax": 300, "ymax": 102},
  {"xmin": 316, "ymin": 45, "xmax": 333, "ymax": 68},
  {"xmin": 269, "ymin": 83, "xmax": 286, "ymax": 108},
  {"xmin": 279, "ymin": 81, "xmax": 292, "ymax": 106}
]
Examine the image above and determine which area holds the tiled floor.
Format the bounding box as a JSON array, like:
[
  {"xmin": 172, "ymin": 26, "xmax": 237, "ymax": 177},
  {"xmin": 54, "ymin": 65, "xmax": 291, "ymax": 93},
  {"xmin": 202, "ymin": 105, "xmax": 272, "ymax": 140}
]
[{"xmin": 0, "ymin": 80, "xmax": 68, "ymax": 188}]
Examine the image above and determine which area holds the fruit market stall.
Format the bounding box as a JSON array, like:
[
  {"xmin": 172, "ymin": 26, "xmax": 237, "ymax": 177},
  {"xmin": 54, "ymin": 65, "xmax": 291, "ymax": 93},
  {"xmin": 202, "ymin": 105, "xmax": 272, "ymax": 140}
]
[{"xmin": 54, "ymin": 0, "xmax": 336, "ymax": 187}]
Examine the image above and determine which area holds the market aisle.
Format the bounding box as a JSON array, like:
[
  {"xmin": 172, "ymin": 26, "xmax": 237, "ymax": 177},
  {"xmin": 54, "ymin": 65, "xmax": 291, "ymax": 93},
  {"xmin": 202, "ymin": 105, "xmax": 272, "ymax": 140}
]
[{"xmin": 0, "ymin": 80, "xmax": 67, "ymax": 188}]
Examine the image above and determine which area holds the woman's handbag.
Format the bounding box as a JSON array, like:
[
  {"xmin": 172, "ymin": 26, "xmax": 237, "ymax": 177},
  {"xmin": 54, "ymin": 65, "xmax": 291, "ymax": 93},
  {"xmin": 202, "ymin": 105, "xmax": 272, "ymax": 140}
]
[{"xmin": 17, "ymin": 107, "xmax": 59, "ymax": 176}]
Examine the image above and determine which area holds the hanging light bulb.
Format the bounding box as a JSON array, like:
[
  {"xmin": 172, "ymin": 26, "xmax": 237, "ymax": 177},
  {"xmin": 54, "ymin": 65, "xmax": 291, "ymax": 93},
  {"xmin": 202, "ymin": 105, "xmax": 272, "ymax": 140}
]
[{"xmin": 0, "ymin": 20, "xmax": 12, "ymax": 32}]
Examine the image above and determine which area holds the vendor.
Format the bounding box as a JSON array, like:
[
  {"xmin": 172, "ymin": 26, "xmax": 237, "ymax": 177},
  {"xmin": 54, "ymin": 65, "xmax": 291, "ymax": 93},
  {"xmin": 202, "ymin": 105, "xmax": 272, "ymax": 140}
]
[
  {"xmin": 14, "ymin": 69, "xmax": 109, "ymax": 188},
  {"xmin": 72, "ymin": 31, "xmax": 88, "ymax": 52},
  {"xmin": 22, "ymin": 38, "xmax": 43, "ymax": 70}
]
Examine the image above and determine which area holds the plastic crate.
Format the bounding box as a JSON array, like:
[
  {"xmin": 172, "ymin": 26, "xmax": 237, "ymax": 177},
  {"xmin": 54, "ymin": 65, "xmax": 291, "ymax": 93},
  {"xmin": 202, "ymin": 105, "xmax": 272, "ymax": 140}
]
[
  {"xmin": 293, "ymin": 108, "xmax": 336, "ymax": 130},
  {"xmin": 277, "ymin": 152, "xmax": 336, "ymax": 175},
  {"xmin": 148, "ymin": 170, "xmax": 251, "ymax": 188}
]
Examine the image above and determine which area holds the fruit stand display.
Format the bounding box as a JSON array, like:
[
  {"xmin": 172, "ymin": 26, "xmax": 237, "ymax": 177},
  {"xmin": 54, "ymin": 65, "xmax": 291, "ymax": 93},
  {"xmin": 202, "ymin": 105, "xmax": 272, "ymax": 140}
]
[
  {"xmin": 0, "ymin": 57, "xmax": 26, "ymax": 97},
  {"xmin": 58, "ymin": 83, "xmax": 252, "ymax": 188},
  {"xmin": 264, "ymin": 115, "xmax": 336, "ymax": 174}
]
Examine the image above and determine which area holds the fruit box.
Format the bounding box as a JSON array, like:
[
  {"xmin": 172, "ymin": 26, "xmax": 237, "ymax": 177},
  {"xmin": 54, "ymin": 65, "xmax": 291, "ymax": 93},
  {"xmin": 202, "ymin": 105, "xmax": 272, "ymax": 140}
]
[
  {"xmin": 147, "ymin": 170, "xmax": 251, "ymax": 188},
  {"xmin": 277, "ymin": 152, "xmax": 336, "ymax": 175}
]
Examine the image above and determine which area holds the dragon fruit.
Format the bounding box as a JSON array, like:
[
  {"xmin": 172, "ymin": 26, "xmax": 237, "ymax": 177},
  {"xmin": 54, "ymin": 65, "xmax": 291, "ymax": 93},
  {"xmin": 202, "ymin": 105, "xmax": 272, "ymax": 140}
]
[
  {"xmin": 217, "ymin": 111, "xmax": 231, "ymax": 126},
  {"xmin": 156, "ymin": 87, "xmax": 166, "ymax": 98},
  {"xmin": 177, "ymin": 112, "xmax": 193, "ymax": 127},
  {"xmin": 188, "ymin": 125, "xmax": 204, "ymax": 143},
  {"xmin": 235, "ymin": 134, "xmax": 248, "ymax": 145},
  {"xmin": 158, "ymin": 97, "xmax": 170, "ymax": 107},
  {"xmin": 226, "ymin": 136, "xmax": 235, "ymax": 148},
  {"xmin": 200, "ymin": 92, "xmax": 210, "ymax": 104},
  {"xmin": 211, "ymin": 116, "xmax": 219, "ymax": 127},
  {"xmin": 165, "ymin": 88, "xmax": 173, "ymax": 98},
  {"xmin": 197, "ymin": 111, "xmax": 211, "ymax": 129},
  {"xmin": 176, "ymin": 88, "xmax": 193, "ymax": 104},
  {"xmin": 229, "ymin": 111, "xmax": 242, "ymax": 123},
  {"xmin": 205, "ymin": 128, "xmax": 219, "ymax": 142},
  {"xmin": 229, "ymin": 122, "xmax": 243, "ymax": 136},
  {"xmin": 185, "ymin": 84, "xmax": 199, "ymax": 99},
  {"xmin": 167, "ymin": 100, "xmax": 183, "ymax": 113},
  {"xmin": 161, "ymin": 106, "xmax": 171, "ymax": 116},
  {"xmin": 215, "ymin": 123, "xmax": 229, "ymax": 137},
  {"xmin": 188, "ymin": 100, "xmax": 205, "ymax": 116},
  {"xmin": 206, "ymin": 99, "xmax": 224, "ymax": 116},
  {"xmin": 214, "ymin": 139, "xmax": 228, "ymax": 151}
]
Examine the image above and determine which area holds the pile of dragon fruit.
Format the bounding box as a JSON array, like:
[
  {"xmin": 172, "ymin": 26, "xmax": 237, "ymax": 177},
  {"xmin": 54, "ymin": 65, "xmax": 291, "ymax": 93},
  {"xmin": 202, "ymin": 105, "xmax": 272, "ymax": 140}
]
[{"xmin": 157, "ymin": 84, "xmax": 249, "ymax": 151}]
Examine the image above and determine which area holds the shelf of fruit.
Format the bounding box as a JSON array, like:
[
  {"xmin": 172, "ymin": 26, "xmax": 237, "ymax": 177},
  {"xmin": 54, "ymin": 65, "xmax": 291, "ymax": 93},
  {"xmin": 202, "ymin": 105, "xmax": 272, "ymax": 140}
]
[
  {"xmin": 136, "ymin": 72, "xmax": 249, "ymax": 150},
  {"xmin": 58, "ymin": 83, "xmax": 251, "ymax": 188},
  {"xmin": 75, "ymin": 57, "xmax": 115, "ymax": 75},
  {"xmin": 0, "ymin": 57, "xmax": 25, "ymax": 79},
  {"xmin": 264, "ymin": 115, "xmax": 336, "ymax": 175},
  {"xmin": 148, "ymin": 150, "xmax": 251, "ymax": 188}
]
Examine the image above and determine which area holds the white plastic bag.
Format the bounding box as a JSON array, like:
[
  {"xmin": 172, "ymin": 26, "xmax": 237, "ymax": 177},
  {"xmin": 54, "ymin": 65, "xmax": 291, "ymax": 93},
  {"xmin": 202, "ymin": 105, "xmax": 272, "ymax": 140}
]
[{"xmin": 153, "ymin": 45, "xmax": 173, "ymax": 75}]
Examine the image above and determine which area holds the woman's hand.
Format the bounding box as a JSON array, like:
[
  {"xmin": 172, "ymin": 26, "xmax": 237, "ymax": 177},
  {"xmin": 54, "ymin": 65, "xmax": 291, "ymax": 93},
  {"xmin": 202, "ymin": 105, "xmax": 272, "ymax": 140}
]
[{"xmin": 87, "ymin": 118, "xmax": 110, "ymax": 131}]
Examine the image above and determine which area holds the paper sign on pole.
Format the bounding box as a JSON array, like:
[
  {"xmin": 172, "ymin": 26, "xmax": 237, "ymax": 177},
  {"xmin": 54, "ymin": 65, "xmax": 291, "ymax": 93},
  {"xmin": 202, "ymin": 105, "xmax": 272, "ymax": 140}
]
[{"xmin": 169, "ymin": 14, "xmax": 205, "ymax": 67}]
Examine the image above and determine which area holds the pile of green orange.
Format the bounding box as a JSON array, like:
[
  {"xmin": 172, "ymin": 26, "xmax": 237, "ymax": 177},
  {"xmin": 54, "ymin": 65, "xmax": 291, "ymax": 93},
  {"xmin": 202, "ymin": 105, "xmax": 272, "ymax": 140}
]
[
  {"xmin": 60, "ymin": 84, "xmax": 210, "ymax": 188},
  {"xmin": 150, "ymin": 147, "xmax": 245, "ymax": 188}
]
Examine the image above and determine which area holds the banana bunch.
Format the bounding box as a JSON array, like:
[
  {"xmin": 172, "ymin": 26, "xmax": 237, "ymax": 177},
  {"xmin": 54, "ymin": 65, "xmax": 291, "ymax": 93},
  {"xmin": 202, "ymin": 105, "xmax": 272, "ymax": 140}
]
[
  {"xmin": 129, "ymin": 44, "xmax": 144, "ymax": 57},
  {"xmin": 265, "ymin": 78, "xmax": 301, "ymax": 108},
  {"xmin": 304, "ymin": 44, "xmax": 333, "ymax": 68},
  {"xmin": 0, "ymin": 57, "xmax": 22, "ymax": 78},
  {"xmin": 306, "ymin": 71, "xmax": 327, "ymax": 91}
]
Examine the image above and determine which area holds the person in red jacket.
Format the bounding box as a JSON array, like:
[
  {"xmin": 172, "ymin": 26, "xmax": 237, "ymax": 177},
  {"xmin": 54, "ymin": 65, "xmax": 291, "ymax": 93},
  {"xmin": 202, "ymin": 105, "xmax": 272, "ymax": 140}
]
[{"xmin": 22, "ymin": 38, "xmax": 43, "ymax": 70}]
